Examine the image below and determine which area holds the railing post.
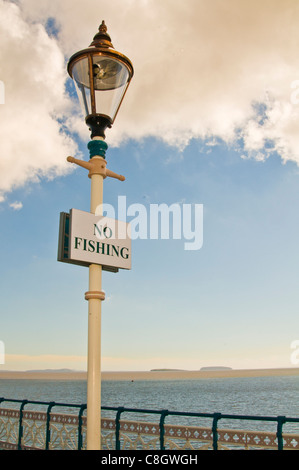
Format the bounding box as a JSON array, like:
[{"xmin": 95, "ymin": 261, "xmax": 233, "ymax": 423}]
[
  {"xmin": 212, "ymin": 413, "xmax": 222, "ymax": 450},
  {"xmin": 159, "ymin": 410, "xmax": 169, "ymax": 450},
  {"xmin": 78, "ymin": 404, "xmax": 87, "ymax": 450},
  {"xmin": 17, "ymin": 400, "xmax": 28, "ymax": 450},
  {"xmin": 277, "ymin": 416, "xmax": 286, "ymax": 450},
  {"xmin": 115, "ymin": 407, "xmax": 125, "ymax": 450},
  {"xmin": 45, "ymin": 402, "xmax": 56, "ymax": 450}
]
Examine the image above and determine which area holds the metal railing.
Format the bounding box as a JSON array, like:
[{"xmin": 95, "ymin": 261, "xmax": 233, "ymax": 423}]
[
  {"xmin": 0, "ymin": 398, "xmax": 87, "ymax": 450},
  {"xmin": 0, "ymin": 398, "xmax": 298, "ymax": 450}
]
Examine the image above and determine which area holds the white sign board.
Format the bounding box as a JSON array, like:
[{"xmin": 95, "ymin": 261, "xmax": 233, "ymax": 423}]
[{"xmin": 69, "ymin": 209, "xmax": 131, "ymax": 270}]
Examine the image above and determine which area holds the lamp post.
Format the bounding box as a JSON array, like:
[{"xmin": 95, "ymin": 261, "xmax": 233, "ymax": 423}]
[{"xmin": 67, "ymin": 21, "xmax": 134, "ymax": 450}]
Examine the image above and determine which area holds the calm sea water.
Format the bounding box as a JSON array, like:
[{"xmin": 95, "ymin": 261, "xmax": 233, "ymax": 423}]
[{"xmin": 1, "ymin": 375, "xmax": 299, "ymax": 432}]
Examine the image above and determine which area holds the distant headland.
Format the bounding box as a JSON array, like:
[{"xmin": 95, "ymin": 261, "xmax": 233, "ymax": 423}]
[
  {"xmin": 0, "ymin": 367, "xmax": 298, "ymax": 381},
  {"xmin": 150, "ymin": 367, "xmax": 233, "ymax": 372}
]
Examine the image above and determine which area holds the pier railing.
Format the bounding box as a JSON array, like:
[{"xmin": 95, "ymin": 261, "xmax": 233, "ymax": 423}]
[{"xmin": 0, "ymin": 398, "xmax": 298, "ymax": 450}]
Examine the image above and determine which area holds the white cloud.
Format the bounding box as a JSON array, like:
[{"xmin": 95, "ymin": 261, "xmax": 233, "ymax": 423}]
[
  {"xmin": 9, "ymin": 201, "xmax": 23, "ymax": 210},
  {"xmin": 0, "ymin": 0, "xmax": 79, "ymax": 197},
  {"xmin": 1, "ymin": 0, "xmax": 299, "ymax": 197}
]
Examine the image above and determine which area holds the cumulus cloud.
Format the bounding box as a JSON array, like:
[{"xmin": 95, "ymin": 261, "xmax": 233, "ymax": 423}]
[
  {"xmin": 1, "ymin": 0, "xmax": 299, "ymax": 197},
  {"xmin": 0, "ymin": 0, "xmax": 79, "ymax": 199}
]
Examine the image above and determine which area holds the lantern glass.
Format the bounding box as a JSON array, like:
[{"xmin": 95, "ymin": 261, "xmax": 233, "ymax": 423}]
[
  {"xmin": 72, "ymin": 57, "xmax": 91, "ymax": 116},
  {"xmin": 71, "ymin": 55, "xmax": 130, "ymax": 123},
  {"xmin": 93, "ymin": 56, "xmax": 129, "ymax": 91}
]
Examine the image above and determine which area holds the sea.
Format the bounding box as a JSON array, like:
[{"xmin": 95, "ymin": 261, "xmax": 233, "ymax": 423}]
[{"xmin": 1, "ymin": 374, "xmax": 299, "ymax": 433}]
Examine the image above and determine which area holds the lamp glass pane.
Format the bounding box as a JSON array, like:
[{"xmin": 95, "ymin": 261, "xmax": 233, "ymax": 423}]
[
  {"xmin": 72, "ymin": 57, "xmax": 91, "ymax": 116},
  {"xmin": 92, "ymin": 57, "xmax": 129, "ymax": 91},
  {"xmin": 71, "ymin": 55, "xmax": 130, "ymax": 121},
  {"xmin": 94, "ymin": 84, "xmax": 129, "ymax": 122},
  {"xmin": 73, "ymin": 81, "xmax": 91, "ymax": 116},
  {"xmin": 72, "ymin": 57, "xmax": 90, "ymax": 87},
  {"xmin": 93, "ymin": 57, "xmax": 130, "ymax": 121}
]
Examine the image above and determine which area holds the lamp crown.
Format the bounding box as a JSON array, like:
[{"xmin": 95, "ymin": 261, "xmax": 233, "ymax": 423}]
[{"xmin": 90, "ymin": 20, "xmax": 114, "ymax": 49}]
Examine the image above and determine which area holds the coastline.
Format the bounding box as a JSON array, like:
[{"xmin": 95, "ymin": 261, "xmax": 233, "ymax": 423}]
[{"xmin": 0, "ymin": 367, "xmax": 298, "ymax": 381}]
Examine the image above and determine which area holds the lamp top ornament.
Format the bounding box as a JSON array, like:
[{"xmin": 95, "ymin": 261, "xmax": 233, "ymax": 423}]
[
  {"xmin": 67, "ymin": 21, "xmax": 134, "ymax": 139},
  {"xmin": 90, "ymin": 20, "xmax": 115, "ymax": 48},
  {"xmin": 67, "ymin": 21, "xmax": 134, "ymax": 75}
]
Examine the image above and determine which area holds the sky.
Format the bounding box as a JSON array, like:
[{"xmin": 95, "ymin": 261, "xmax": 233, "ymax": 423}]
[{"xmin": 0, "ymin": 0, "xmax": 299, "ymax": 371}]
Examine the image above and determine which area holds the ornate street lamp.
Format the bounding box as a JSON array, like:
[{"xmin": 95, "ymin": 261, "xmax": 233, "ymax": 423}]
[
  {"xmin": 68, "ymin": 20, "xmax": 134, "ymax": 141},
  {"xmin": 66, "ymin": 21, "xmax": 134, "ymax": 451}
]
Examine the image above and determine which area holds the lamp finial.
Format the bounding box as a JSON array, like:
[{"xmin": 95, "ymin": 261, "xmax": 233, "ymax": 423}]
[
  {"xmin": 90, "ymin": 20, "xmax": 113, "ymax": 48},
  {"xmin": 99, "ymin": 20, "xmax": 107, "ymax": 34}
]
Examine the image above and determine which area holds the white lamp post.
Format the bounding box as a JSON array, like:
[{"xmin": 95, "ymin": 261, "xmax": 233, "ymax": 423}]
[{"xmin": 66, "ymin": 21, "xmax": 134, "ymax": 450}]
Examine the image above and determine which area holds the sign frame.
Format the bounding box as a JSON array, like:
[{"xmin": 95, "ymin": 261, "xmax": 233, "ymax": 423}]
[{"xmin": 58, "ymin": 210, "xmax": 132, "ymax": 272}]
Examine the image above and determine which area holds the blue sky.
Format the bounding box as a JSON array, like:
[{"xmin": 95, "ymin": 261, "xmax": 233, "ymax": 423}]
[
  {"xmin": 1, "ymin": 137, "xmax": 299, "ymax": 371},
  {"xmin": 0, "ymin": 0, "xmax": 299, "ymax": 371}
]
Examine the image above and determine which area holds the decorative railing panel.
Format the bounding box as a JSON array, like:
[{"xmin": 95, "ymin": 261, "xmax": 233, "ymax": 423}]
[{"xmin": 0, "ymin": 399, "xmax": 298, "ymax": 450}]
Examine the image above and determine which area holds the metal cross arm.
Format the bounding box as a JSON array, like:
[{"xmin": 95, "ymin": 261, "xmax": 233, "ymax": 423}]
[{"xmin": 67, "ymin": 156, "xmax": 125, "ymax": 181}]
